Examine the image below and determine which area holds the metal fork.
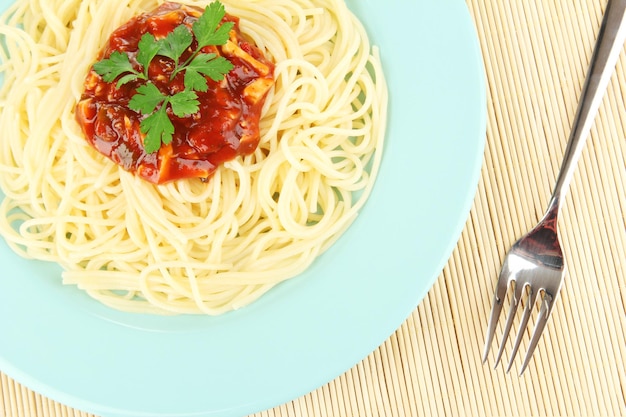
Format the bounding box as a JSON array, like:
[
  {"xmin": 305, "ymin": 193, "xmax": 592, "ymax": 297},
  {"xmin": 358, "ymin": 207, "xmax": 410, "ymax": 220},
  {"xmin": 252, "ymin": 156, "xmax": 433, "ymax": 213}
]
[{"xmin": 482, "ymin": 0, "xmax": 626, "ymax": 375}]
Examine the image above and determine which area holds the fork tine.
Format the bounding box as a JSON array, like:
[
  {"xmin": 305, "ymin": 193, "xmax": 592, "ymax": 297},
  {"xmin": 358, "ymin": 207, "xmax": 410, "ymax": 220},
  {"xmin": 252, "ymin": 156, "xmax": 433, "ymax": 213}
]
[
  {"xmin": 494, "ymin": 281, "xmax": 523, "ymax": 367},
  {"xmin": 482, "ymin": 270, "xmax": 510, "ymax": 363},
  {"xmin": 518, "ymin": 294, "xmax": 556, "ymax": 375},
  {"xmin": 506, "ymin": 287, "xmax": 539, "ymax": 373}
]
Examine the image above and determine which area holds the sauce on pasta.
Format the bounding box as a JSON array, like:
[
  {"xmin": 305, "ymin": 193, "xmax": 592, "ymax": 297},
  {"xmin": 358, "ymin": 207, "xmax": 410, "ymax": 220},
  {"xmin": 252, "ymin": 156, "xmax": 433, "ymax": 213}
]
[{"xmin": 75, "ymin": 2, "xmax": 275, "ymax": 184}]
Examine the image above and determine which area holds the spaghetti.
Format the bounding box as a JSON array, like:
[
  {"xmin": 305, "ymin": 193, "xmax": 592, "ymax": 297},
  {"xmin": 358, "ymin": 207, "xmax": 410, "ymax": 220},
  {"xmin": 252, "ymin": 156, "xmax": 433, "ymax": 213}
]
[{"xmin": 0, "ymin": 0, "xmax": 388, "ymax": 315}]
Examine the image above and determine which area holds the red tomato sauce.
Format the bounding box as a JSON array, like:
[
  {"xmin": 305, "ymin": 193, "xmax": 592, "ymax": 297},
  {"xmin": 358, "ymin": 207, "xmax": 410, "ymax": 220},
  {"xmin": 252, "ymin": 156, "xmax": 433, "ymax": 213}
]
[{"xmin": 75, "ymin": 2, "xmax": 275, "ymax": 184}]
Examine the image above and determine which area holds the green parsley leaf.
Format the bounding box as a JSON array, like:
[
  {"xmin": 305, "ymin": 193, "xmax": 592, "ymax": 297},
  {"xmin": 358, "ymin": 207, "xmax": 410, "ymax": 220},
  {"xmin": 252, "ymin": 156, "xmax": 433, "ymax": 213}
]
[
  {"xmin": 187, "ymin": 54, "xmax": 233, "ymax": 84},
  {"xmin": 141, "ymin": 105, "xmax": 175, "ymax": 153},
  {"xmin": 136, "ymin": 33, "xmax": 161, "ymax": 77},
  {"xmin": 184, "ymin": 67, "xmax": 210, "ymax": 92},
  {"xmin": 128, "ymin": 83, "xmax": 166, "ymax": 114},
  {"xmin": 157, "ymin": 25, "xmax": 193, "ymax": 62},
  {"xmin": 193, "ymin": 2, "xmax": 234, "ymax": 48},
  {"xmin": 116, "ymin": 73, "xmax": 140, "ymax": 89},
  {"xmin": 169, "ymin": 90, "xmax": 199, "ymax": 117},
  {"xmin": 93, "ymin": 51, "xmax": 137, "ymax": 84}
]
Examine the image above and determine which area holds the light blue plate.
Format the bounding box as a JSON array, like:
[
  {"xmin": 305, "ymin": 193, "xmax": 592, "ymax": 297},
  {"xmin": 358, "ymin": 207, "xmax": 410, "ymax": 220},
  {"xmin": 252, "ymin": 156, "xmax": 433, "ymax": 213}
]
[{"xmin": 0, "ymin": 0, "xmax": 486, "ymax": 416}]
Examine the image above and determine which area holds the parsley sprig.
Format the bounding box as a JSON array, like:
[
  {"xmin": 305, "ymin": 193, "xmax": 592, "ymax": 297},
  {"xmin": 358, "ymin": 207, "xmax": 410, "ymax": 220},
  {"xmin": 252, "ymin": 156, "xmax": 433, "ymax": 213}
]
[{"xmin": 92, "ymin": 1, "xmax": 234, "ymax": 153}]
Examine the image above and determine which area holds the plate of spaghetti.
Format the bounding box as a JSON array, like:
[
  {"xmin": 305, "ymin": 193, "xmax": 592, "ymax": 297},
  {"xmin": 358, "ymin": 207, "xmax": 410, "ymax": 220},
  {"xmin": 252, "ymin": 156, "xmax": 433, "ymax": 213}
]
[{"xmin": 0, "ymin": 0, "xmax": 486, "ymax": 415}]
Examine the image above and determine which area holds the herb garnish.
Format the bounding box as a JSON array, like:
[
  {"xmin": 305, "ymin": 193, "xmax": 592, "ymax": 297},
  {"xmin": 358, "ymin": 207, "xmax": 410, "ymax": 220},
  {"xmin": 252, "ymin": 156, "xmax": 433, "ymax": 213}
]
[{"xmin": 92, "ymin": 1, "xmax": 234, "ymax": 153}]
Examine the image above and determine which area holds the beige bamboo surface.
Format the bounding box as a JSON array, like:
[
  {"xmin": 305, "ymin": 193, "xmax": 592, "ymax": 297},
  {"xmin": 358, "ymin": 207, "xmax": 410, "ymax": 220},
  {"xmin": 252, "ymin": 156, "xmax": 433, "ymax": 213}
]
[{"xmin": 2, "ymin": 0, "xmax": 626, "ymax": 416}]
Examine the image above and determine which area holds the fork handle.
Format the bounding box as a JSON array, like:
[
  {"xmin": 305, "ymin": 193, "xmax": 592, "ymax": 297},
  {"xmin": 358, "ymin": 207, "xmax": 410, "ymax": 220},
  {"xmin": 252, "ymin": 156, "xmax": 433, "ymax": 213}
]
[{"xmin": 549, "ymin": 0, "xmax": 626, "ymax": 209}]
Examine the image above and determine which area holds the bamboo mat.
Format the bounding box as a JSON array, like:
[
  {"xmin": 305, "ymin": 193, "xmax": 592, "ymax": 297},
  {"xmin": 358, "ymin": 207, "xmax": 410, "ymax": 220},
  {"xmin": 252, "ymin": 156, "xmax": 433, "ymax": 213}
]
[{"xmin": 2, "ymin": 0, "xmax": 626, "ymax": 416}]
